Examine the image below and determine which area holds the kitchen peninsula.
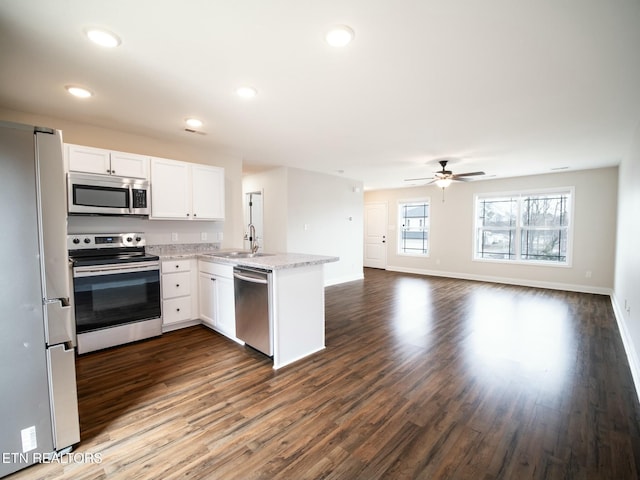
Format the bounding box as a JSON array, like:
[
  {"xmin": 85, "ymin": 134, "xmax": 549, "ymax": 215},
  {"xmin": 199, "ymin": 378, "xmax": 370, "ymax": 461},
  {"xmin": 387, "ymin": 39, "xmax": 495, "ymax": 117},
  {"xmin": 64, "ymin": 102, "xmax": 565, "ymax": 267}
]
[{"xmin": 150, "ymin": 245, "xmax": 338, "ymax": 369}]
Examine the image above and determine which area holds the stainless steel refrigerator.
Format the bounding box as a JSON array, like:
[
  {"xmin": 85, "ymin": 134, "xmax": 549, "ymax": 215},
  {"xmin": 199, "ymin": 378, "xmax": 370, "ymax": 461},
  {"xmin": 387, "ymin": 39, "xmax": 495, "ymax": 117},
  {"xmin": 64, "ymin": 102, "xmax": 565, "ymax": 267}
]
[{"xmin": 0, "ymin": 121, "xmax": 80, "ymax": 477}]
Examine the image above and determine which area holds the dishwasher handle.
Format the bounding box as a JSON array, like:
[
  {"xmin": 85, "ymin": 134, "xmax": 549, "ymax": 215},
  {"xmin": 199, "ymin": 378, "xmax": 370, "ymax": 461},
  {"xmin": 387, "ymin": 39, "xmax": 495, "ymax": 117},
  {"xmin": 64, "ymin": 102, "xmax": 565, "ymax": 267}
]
[{"xmin": 233, "ymin": 270, "xmax": 269, "ymax": 284}]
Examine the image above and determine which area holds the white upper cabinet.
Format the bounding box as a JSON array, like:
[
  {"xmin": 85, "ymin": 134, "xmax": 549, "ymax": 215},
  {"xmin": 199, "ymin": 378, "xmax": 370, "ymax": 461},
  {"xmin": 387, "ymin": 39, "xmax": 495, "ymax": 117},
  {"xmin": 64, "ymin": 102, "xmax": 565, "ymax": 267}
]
[
  {"xmin": 66, "ymin": 144, "xmax": 149, "ymax": 179},
  {"xmin": 150, "ymin": 158, "xmax": 190, "ymax": 219},
  {"xmin": 110, "ymin": 151, "xmax": 150, "ymax": 179},
  {"xmin": 150, "ymin": 157, "xmax": 225, "ymax": 220},
  {"xmin": 192, "ymin": 164, "xmax": 225, "ymax": 220}
]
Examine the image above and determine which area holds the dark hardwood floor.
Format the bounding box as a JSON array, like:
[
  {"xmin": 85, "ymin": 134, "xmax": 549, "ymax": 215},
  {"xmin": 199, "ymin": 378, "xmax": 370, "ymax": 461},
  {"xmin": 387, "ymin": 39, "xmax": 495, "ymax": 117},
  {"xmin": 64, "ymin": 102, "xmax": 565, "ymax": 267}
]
[{"xmin": 11, "ymin": 268, "xmax": 640, "ymax": 479}]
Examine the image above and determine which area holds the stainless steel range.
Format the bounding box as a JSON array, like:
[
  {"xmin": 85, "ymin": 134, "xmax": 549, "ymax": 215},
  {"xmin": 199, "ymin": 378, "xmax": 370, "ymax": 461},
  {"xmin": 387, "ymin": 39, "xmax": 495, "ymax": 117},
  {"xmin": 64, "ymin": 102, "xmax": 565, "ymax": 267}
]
[{"xmin": 68, "ymin": 233, "xmax": 161, "ymax": 354}]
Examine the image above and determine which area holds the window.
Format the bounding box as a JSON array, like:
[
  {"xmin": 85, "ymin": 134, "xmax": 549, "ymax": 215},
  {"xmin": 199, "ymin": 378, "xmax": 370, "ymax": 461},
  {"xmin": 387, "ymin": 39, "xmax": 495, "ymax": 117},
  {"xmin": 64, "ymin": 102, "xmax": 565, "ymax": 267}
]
[
  {"xmin": 475, "ymin": 189, "xmax": 572, "ymax": 264},
  {"xmin": 398, "ymin": 200, "xmax": 429, "ymax": 256}
]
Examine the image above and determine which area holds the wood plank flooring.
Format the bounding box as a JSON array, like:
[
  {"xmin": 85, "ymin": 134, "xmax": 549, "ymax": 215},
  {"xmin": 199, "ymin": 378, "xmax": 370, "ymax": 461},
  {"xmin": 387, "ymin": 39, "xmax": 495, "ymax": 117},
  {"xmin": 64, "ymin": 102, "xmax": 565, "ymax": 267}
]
[{"xmin": 10, "ymin": 268, "xmax": 640, "ymax": 479}]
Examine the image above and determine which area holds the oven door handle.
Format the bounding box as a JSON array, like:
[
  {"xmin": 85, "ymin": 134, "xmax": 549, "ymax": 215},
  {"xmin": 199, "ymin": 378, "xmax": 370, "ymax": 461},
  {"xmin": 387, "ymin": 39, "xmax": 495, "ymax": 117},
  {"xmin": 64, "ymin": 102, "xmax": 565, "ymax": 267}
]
[{"xmin": 73, "ymin": 262, "xmax": 159, "ymax": 277}]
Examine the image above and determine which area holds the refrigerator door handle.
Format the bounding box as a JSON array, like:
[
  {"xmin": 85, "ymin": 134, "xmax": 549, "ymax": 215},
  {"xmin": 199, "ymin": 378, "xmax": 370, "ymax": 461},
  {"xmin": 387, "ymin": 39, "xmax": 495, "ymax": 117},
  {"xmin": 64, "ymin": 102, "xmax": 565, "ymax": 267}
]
[
  {"xmin": 45, "ymin": 298, "xmax": 75, "ymax": 347},
  {"xmin": 47, "ymin": 344, "xmax": 80, "ymax": 450}
]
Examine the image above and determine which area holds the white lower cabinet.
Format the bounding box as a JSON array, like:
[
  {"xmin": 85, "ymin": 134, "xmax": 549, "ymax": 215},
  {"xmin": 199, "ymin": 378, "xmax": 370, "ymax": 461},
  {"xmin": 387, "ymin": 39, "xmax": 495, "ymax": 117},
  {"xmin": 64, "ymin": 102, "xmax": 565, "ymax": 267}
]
[
  {"xmin": 198, "ymin": 260, "xmax": 237, "ymax": 340},
  {"xmin": 215, "ymin": 275, "xmax": 235, "ymax": 336},
  {"xmin": 198, "ymin": 271, "xmax": 217, "ymax": 327},
  {"xmin": 161, "ymin": 259, "xmax": 198, "ymax": 330}
]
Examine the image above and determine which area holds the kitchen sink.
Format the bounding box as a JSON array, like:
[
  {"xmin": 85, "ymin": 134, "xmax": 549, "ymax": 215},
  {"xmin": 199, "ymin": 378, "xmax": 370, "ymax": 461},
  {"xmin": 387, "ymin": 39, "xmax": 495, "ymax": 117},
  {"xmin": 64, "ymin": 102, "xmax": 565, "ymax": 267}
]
[{"xmin": 212, "ymin": 251, "xmax": 275, "ymax": 259}]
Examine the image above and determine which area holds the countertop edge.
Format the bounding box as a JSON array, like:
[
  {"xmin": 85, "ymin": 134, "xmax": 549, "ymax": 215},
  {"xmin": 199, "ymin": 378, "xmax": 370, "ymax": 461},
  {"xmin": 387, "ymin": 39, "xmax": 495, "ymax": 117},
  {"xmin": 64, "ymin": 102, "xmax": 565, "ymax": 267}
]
[{"xmin": 158, "ymin": 251, "xmax": 339, "ymax": 270}]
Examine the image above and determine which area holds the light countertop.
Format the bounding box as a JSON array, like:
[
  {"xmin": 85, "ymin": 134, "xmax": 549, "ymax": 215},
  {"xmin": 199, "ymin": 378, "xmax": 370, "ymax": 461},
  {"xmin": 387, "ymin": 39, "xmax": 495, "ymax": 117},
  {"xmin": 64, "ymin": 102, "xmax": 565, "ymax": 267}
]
[
  {"xmin": 199, "ymin": 252, "xmax": 339, "ymax": 270},
  {"xmin": 148, "ymin": 244, "xmax": 338, "ymax": 270}
]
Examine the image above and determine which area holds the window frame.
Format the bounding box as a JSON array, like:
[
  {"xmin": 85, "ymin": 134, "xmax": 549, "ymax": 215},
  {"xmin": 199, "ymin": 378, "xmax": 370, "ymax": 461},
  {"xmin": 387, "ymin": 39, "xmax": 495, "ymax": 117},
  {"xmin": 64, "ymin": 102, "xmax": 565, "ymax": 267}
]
[
  {"xmin": 397, "ymin": 197, "xmax": 431, "ymax": 257},
  {"xmin": 473, "ymin": 187, "xmax": 574, "ymax": 267}
]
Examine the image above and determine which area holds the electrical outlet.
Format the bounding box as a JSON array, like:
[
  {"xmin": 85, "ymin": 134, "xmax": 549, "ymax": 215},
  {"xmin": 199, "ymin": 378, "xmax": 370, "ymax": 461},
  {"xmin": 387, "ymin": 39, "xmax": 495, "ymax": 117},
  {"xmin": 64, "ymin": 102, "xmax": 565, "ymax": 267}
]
[
  {"xmin": 171, "ymin": 232, "xmax": 178, "ymax": 242},
  {"xmin": 585, "ymin": 270, "xmax": 592, "ymax": 278},
  {"xmin": 201, "ymin": 232, "xmax": 207, "ymax": 241}
]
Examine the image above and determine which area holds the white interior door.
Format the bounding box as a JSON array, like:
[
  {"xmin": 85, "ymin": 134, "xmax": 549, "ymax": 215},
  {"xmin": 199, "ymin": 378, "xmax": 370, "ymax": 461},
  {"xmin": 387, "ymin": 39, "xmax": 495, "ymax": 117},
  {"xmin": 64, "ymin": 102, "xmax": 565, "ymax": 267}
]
[{"xmin": 364, "ymin": 202, "xmax": 388, "ymax": 269}]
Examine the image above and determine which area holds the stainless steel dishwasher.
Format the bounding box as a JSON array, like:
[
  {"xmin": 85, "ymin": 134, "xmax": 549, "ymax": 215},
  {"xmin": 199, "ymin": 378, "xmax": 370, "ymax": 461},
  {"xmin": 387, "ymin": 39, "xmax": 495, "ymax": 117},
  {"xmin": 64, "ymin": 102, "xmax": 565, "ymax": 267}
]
[{"xmin": 233, "ymin": 266, "xmax": 273, "ymax": 356}]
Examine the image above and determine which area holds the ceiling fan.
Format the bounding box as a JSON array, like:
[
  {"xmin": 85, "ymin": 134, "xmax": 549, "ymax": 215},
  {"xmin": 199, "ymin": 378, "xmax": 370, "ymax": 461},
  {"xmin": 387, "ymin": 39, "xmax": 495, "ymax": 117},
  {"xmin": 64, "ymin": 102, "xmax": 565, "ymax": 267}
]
[{"xmin": 405, "ymin": 160, "xmax": 485, "ymax": 188}]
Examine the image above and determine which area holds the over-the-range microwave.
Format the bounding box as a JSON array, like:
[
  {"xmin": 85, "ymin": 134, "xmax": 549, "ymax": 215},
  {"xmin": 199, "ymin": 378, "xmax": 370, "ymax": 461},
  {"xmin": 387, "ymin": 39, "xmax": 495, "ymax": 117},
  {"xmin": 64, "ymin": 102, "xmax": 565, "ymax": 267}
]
[{"xmin": 67, "ymin": 172, "xmax": 150, "ymax": 216}]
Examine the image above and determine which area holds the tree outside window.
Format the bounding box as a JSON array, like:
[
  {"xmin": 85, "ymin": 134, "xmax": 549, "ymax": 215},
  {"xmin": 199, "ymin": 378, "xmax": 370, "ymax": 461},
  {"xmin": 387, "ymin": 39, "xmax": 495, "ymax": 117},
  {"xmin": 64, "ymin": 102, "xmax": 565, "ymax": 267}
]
[{"xmin": 475, "ymin": 190, "xmax": 572, "ymax": 264}]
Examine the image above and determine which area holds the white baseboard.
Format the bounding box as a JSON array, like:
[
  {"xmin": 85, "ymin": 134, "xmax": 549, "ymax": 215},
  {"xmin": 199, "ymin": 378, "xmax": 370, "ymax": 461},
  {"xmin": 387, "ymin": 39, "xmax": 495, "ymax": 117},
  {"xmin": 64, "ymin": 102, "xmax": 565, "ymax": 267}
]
[
  {"xmin": 385, "ymin": 265, "xmax": 612, "ymax": 295},
  {"xmin": 611, "ymin": 295, "xmax": 640, "ymax": 405}
]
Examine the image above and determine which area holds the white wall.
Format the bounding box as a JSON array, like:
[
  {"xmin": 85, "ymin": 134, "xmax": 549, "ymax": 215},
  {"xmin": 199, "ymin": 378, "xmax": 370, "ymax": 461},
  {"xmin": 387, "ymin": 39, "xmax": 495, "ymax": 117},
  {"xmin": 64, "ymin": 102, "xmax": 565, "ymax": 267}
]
[
  {"xmin": 613, "ymin": 122, "xmax": 640, "ymax": 398},
  {"xmin": 365, "ymin": 167, "xmax": 618, "ymax": 293},
  {"xmin": 243, "ymin": 167, "xmax": 364, "ymax": 285},
  {"xmin": 242, "ymin": 167, "xmax": 289, "ymax": 253},
  {"xmin": 286, "ymin": 168, "xmax": 364, "ymax": 285},
  {"xmin": 0, "ymin": 108, "xmax": 244, "ymax": 248}
]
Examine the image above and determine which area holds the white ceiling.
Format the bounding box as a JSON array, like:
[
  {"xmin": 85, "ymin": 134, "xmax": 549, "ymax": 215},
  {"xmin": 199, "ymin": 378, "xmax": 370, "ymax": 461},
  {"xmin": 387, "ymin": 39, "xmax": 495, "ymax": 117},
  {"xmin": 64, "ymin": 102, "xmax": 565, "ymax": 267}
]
[{"xmin": 1, "ymin": 0, "xmax": 639, "ymax": 190}]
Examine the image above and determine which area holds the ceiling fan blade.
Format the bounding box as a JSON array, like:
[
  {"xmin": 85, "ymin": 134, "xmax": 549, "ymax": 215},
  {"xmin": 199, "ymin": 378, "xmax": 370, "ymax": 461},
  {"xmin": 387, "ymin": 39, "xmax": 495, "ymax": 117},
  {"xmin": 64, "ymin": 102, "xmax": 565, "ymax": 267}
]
[
  {"xmin": 404, "ymin": 176, "xmax": 434, "ymax": 182},
  {"xmin": 452, "ymin": 171, "xmax": 485, "ymax": 178}
]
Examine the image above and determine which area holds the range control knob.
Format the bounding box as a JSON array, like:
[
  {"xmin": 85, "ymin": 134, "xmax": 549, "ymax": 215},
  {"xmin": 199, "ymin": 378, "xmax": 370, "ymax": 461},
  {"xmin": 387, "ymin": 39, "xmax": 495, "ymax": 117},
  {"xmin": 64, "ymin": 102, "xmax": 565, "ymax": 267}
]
[
  {"xmin": 126, "ymin": 237, "xmax": 133, "ymax": 242},
  {"xmin": 72, "ymin": 238, "xmax": 80, "ymax": 244},
  {"xmin": 135, "ymin": 236, "xmax": 142, "ymax": 242},
  {"xmin": 83, "ymin": 237, "xmax": 91, "ymax": 244}
]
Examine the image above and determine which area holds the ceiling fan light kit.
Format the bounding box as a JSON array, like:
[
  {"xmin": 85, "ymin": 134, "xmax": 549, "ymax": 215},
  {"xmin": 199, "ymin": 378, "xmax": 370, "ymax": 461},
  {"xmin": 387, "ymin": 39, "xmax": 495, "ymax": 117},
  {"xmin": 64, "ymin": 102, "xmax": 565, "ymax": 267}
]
[{"xmin": 435, "ymin": 178, "xmax": 452, "ymax": 189}]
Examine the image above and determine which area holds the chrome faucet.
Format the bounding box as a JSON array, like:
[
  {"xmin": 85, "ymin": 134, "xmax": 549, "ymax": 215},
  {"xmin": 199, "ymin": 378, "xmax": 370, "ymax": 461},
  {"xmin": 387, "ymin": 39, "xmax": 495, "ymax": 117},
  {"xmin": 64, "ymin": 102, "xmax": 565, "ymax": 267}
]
[{"xmin": 248, "ymin": 223, "xmax": 259, "ymax": 253}]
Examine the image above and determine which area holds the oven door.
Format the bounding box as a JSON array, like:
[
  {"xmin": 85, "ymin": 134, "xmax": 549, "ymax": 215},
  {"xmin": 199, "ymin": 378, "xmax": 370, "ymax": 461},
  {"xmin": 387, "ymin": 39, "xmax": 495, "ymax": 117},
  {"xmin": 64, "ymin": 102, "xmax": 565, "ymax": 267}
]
[{"xmin": 73, "ymin": 261, "xmax": 160, "ymax": 333}]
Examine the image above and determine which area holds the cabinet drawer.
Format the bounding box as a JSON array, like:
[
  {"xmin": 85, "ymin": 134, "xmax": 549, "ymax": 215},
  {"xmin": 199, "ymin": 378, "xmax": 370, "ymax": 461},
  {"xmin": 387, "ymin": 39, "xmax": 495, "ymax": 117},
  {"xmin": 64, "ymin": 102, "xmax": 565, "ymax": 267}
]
[
  {"xmin": 162, "ymin": 259, "xmax": 190, "ymax": 273},
  {"xmin": 198, "ymin": 259, "xmax": 233, "ymax": 278},
  {"xmin": 163, "ymin": 297, "xmax": 192, "ymax": 324},
  {"xmin": 162, "ymin": 272, "xmax": 191, "ymax": 299}
]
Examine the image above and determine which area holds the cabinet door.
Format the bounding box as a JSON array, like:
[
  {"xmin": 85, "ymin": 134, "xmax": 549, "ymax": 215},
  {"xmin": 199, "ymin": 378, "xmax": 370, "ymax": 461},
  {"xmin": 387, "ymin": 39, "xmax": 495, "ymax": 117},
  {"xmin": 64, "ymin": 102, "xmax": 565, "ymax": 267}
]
[
  {"xmin": 110, "ymin": 151, "xmax": 149, "ymax": 179},
  {"xmin": 191, "ymin": 165, "xmax": 225, "ymax": 220},
  {"xmin": 150, "ymin": 158, "xmax": 191, "ymax": 219},
  {"xmin": 198, "ymin": 272, "xmax": 217, "ymax": 327},
  {"xmin": 67, "ymin": 144, "xmax": 111, "ymax": 175},
  {"xmin": 215, "ymin": 275, "xmax": 236, "ymax": 337}
]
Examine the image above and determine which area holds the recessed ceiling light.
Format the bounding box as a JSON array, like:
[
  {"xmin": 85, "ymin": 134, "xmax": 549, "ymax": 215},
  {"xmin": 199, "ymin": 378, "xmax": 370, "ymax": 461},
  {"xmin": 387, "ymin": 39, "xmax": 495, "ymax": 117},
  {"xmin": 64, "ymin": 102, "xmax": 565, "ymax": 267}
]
[
  {"xmin": 326, "ymin": 25, "xmax": 355, "ymax": 47},
  {"xmin": 185, "ymin": 118, "xmax": 203, "ymax": 128},
  {"xmin": 236, "ymin": 86, "xmax": 258, "ymax": 99},
  {"xmin": 85, "ymin": 28, "xmax": 121, "ymax": 48},
  {"xmin": 65, "ymin": 85, "xmax": 93, "ymax": 98}
]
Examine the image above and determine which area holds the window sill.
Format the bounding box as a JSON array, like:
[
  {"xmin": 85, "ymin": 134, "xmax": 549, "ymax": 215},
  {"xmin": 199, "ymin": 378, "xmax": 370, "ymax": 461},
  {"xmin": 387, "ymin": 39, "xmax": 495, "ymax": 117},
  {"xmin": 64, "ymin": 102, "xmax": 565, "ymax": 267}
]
[{"xmin": 472, "ymin": 257, "xmax": 571, "ymax": 268}]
